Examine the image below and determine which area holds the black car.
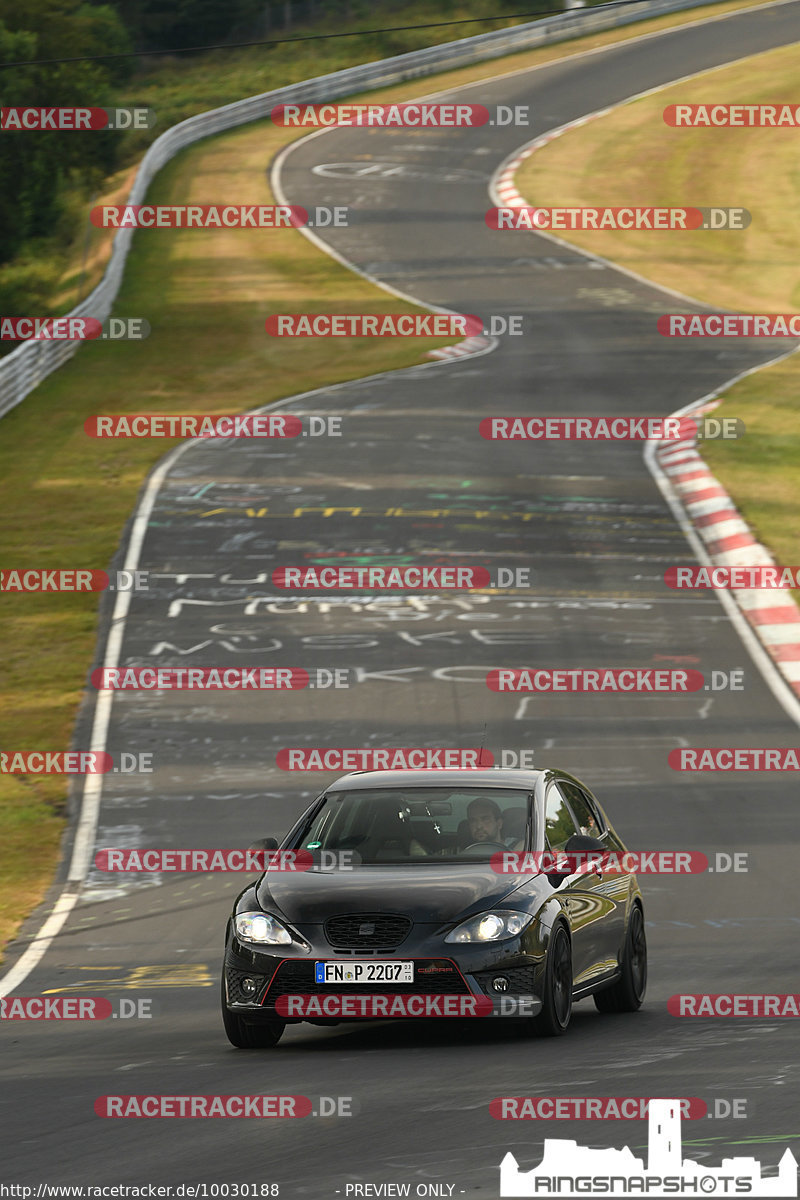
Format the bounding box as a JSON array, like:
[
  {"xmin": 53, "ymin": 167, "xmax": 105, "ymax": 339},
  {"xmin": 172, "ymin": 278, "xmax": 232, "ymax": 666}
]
[{"xmin": 221, "ymin": 767, "xmax": 646, "ymax": 1047}]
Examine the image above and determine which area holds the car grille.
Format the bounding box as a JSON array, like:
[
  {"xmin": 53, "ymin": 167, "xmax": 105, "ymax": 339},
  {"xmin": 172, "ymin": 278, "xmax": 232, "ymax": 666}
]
[
  {"xmin": 473, "ymin": 965, "xmax": 539, "ymax": 995},
  {"xmin": 225, "ymin": 968, "xmax": 269, "ymax": 1005},
  {"xmin": 262, "ymin": 959, "xmax": 469, "ymax": 1004},
  {"xmin": 325, "ymin": 913, "xmax": 412, "ymax": 950}
]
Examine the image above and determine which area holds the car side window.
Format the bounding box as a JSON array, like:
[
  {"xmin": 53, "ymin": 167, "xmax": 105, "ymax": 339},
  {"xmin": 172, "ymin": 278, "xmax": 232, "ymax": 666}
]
[
  {"xmin": 544, "ymin": 783, "xmax": 580, "ymax": 851},
  {"xmin": 560, "ymin": 782, "xmax": 605, "ymax": 838}
]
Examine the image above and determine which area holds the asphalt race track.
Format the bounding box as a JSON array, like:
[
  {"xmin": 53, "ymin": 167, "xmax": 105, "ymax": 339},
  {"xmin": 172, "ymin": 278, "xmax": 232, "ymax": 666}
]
[{"xmin": 3, "ymin": 3, "xmax": 800, "ymax": 1193}]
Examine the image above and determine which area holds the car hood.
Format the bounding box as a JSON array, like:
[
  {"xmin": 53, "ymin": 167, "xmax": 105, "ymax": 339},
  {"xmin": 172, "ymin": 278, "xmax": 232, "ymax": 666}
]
[{"xmin": 256, "ymin": 864, "xmax": 536, "ymax": 926}]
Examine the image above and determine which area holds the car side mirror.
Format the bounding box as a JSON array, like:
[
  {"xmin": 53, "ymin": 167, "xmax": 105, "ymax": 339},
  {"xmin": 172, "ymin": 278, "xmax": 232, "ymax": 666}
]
[
  {"xmin": 248, "ymin": 837, "xmax": 279, "ymax": 851},
  {"xmin": 564, "ymin": 834, "xmax": 605, "ymax": 853},
  {"xmin": 546, "ymin": 834, "xmax": 606, "ymax": 884}
]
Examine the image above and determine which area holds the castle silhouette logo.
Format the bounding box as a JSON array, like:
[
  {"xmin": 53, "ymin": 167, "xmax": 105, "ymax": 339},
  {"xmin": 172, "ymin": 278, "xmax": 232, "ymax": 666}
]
[{"xmin": 499, "ymin": 1099, "xmax": 797, "ymax": 1197}]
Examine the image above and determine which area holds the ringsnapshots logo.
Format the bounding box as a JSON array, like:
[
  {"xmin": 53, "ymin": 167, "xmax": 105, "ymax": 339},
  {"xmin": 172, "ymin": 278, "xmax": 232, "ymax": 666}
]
[
  {"xmin": 669, "ymin": 994, "xmax": 800, "ymax": 1018},
  {"xmin": 499, "ymin": 1098, "xmax": 797, "ymax": 1196}
]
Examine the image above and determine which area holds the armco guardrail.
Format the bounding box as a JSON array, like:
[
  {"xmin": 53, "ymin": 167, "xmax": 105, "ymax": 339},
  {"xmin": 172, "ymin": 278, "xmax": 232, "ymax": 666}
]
[{"xmin": 0, "ymin": 0, "xmax": 726, "ymax": 419}]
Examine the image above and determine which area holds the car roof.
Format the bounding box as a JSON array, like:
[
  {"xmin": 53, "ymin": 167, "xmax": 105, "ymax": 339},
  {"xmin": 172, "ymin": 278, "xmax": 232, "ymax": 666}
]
[{"xmin": 326, "ymin": 768, "xmax": 547, "ymax": 792}]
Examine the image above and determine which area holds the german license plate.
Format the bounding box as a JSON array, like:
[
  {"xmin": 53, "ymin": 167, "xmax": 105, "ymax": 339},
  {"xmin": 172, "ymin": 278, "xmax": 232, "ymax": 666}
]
[{"xmin": 315, "ymin": 960, "xmax": 414, "ymax": 985}]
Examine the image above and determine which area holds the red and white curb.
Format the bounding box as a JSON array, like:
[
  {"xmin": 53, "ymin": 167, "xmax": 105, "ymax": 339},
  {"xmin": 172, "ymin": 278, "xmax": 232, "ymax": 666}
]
[
  {"xmin": 497, "ymin": 120, "xmax": 800, "ymax": 703},
  {"xmin": 653, "ymin": 405, "xmax": 800, "ymax": 697},
  {"xmin": 427, "ymin": 335, "xmax": 494, "ymax": 360},
  {"xmin": 494, "ymin": 111, "xmax": 610, "ymax": 209}
]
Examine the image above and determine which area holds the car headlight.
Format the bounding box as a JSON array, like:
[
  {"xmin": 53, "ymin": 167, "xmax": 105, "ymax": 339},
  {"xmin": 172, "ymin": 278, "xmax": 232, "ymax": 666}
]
[
  {"xmin": 445, "ymin": 910, "xmax": 534, "ymax": 944},
  {"xmin": 235, "ymin": 911, "xmax": 293, "ymax": 945}
]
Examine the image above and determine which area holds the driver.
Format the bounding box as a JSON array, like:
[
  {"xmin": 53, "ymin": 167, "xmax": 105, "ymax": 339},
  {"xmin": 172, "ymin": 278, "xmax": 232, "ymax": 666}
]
[{"xmin": 465, "ymin": 798, "xmax": 523, "ymax": 851}]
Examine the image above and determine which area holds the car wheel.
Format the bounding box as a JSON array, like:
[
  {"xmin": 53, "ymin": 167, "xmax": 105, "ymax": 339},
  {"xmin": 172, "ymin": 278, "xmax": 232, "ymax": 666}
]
[
  {"xmin": 594, "ymin": 903, "xmax": 647, "ymax": 1013},
  {"xmin": 221, "ymin": 974, "xmax": 286, "ymax": 1048},
  {"xmin": 531, "ymin": 923, "xmax": 572, "ymax": 1037}
]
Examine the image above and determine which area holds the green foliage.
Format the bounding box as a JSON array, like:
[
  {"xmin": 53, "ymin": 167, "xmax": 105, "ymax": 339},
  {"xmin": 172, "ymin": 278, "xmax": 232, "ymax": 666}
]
[
  {"xmin": 0, "ymin": 4, "xmax": 130, "ymax": 263},
  {"xmin": 0, "ymin": 251, "xmax": 63, "ymax": 314},
  {"xmin": 103, "ymin": 0, "xmax": 264, "ymax": 51}
]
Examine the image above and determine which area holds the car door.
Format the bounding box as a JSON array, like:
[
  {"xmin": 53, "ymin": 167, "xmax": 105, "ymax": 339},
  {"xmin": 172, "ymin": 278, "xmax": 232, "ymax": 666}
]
[
  {"xmin": 543, "ymin": 781, "xmax": 620, "ymax": 989},
  {"xmin": 559, "ymin": 780, "xmax": 628, "ymax": 978}
]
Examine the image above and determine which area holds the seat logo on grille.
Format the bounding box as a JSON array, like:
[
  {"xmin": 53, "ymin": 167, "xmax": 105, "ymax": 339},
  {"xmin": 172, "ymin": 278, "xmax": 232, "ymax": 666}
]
[{"xmin": 358, "ymin": 922, "xmax": 376, "ymax": 936}]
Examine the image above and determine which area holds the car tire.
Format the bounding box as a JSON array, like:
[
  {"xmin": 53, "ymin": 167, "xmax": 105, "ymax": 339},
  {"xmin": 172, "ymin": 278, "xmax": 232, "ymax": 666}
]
[
  {"xmin": 531, "ymin": 923, "xmax": 572, "ymax": 1037},
  {"xmin": 221, "ymin": 975, "xmax": 286, "ymax": 1048},
  {"xmin": 594, "ymin": 903, "xmax": 647, "ymax": 1013}
]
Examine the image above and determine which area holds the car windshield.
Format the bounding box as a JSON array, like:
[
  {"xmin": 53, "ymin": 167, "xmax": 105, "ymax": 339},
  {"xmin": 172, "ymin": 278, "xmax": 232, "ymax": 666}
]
[{"xmin": 296, "ymin": 786, "xmax": 531, "ymax": 863}]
